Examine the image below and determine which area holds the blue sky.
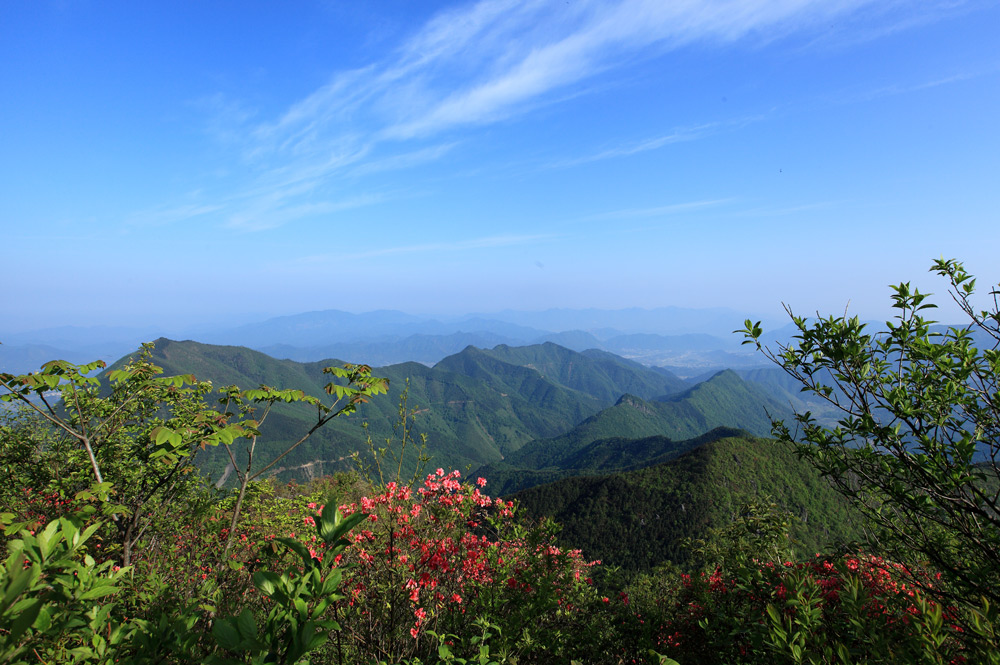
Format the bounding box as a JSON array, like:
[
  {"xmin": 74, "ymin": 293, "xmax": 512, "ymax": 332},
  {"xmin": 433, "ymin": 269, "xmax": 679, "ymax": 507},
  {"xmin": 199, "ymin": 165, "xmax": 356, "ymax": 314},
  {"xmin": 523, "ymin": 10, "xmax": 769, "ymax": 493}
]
[{"xmin": 3, "ymin": 0, "xmax": 998, "ymax": 333}]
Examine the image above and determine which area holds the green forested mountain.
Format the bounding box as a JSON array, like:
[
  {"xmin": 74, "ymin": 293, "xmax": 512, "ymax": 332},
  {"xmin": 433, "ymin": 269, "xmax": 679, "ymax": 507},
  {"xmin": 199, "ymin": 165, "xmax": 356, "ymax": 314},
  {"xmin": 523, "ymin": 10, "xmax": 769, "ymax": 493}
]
[
  {"xmin": 509, "ymin": 433, "xmax": 861, "ymax": 571},
  {"xmin": 652, "ymin": 369, "xmax": 793, "ymax": 430},
  {"xmin": 505, "ymin": 394, "xmax": 682, "ymax": 469},
  {"xmin": 476, "ymin": 370, "xmax": 794, "ymax": 493},
  {"xmin": 117, "ymin": 339, "xmax": 605, "ymax": 482},
  {"xmin": 109, "ymin": 339, "xmax": 699, "ymax": 484},
  {"xmin": 737, "ymin": 366, "xmax": 846, "ymax": 427},
  {"xmin": 476, "ymin": 428, "xmax": 746, "ymax": 496},
  {"xmin": 475, "ymin": 342, "xmax": 688, "ymax": 402}
]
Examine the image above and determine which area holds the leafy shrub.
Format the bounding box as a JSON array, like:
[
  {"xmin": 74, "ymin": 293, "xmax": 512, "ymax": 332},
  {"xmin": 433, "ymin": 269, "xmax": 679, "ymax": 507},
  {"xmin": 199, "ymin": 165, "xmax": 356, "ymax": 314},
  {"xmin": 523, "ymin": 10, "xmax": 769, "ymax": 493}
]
[{"xmin": 740, "ymin": 258, "xmax": 1000, "ymax": 609}]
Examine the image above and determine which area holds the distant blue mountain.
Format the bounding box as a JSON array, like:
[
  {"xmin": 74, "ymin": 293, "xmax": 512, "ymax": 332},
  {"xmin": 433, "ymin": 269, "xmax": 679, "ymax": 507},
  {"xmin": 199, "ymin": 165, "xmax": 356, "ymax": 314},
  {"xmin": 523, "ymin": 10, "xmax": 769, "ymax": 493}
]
[{"xmin": 13, "ymin": 308, "xmax": 984, "ymax": 378}]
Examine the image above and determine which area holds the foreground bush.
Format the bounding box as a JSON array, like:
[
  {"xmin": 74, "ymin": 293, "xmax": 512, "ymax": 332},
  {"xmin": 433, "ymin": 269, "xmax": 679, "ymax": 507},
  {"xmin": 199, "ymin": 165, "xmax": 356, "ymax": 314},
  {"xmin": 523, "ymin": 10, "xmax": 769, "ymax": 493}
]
[
  {"xmin": 642, "ymin": 554, "xmax": 999, "ymax": 664},
  {"xmin": 0, "ymin": 470, "xmax": 609, "ymax": 664},
  {"xmin": 6, "ymin": 473, "xmax": 1000, "ymax": 664}
]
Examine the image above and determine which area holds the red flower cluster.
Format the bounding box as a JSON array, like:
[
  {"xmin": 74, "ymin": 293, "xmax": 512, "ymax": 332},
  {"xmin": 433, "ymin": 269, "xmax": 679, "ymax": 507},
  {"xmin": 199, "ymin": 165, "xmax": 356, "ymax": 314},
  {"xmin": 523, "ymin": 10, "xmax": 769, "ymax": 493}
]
[
  {"xmin": 15, "ymin": 488, "xmax": 78, "ymax": 534},
  {"xmin": 646, "ymin": 553, "xmax": 967, "ymax": 664},
  {"xmin": 301, "ymin": 469, "xmax": 596, "ymax": 656}
]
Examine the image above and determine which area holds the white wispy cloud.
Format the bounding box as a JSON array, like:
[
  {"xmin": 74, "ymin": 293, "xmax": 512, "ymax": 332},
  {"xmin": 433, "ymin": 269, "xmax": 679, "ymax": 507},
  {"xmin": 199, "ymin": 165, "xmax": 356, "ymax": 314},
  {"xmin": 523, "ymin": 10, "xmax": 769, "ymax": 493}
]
[
  {"xmin": 547, "ymin": 125, "xmax": 717, "ymax": 169},
  {"xmin": 128, "ymin": 203, "xmax": 225, "ymax": 227},
  {"xmin": 189, "ymin": 0, "xmax": 955, "ymax": 231},
  {"xmin": 223, "ymin": 195, "xmax": 385, "ymax": 232},
  {"xmin": 831, "ymin": 67, "xmax": 998, "ymax": 105},
  {"xmin": 546, "ymin": 114, "xmax": 771, "ymax": 169},
  {"xmin": 349, "ymin": 143, "xmax": 460, "ymax": 177},
  {"xmin": 579, "ymin": 199, "xmax": 734, "ymax": 222},
  {"xmin": 290, "ymin": 233, "xmax": 555, "ymax": 266},
  {"xmin": 796, "ymin": 0, "xmax": 984, "ymax": 52},
  {"xmin": 728, "ymin": 201, "xmax": 837, "ymax": 217}
]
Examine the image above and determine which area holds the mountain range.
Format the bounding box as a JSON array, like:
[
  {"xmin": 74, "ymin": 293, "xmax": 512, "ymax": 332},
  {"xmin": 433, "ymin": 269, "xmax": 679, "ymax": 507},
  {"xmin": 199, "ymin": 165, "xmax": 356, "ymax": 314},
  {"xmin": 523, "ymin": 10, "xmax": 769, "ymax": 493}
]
[
  {"xmin": 472, "ymin": 369, "xmax": 794, "ymax": 495},
  {"xmin": 94, "ymin": 338, "xmax": 814, "ymax": 489}
]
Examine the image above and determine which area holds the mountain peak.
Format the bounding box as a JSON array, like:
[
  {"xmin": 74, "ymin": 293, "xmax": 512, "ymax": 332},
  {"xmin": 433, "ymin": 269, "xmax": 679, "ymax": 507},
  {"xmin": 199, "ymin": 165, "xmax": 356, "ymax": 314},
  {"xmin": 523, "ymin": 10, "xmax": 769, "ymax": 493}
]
[{"xmin": 614, "ymin": 393, "xmax": 654, "ymax": 414}]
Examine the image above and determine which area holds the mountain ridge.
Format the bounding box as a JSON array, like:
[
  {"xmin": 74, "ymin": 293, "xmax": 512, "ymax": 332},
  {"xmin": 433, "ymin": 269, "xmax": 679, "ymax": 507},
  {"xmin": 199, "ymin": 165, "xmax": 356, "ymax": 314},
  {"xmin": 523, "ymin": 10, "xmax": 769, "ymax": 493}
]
[{"xmin": 103, "ymin": 339, "xmax": 716, "ymax": 484}]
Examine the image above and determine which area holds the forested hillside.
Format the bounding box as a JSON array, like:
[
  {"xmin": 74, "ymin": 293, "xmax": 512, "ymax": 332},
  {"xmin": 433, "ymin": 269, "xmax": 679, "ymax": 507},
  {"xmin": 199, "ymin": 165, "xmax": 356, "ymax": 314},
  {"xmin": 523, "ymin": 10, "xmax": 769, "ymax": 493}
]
[
  {"xmin": 476, "ymin": 370, "xmax": 793, "ymax": 494},
  {"xmin": 509, "ymin": 432, "xmax": 861, "ymax": 569},
  {"xmin": 477, "ymin": 342, "xmax": 689, "ymax": 400}
]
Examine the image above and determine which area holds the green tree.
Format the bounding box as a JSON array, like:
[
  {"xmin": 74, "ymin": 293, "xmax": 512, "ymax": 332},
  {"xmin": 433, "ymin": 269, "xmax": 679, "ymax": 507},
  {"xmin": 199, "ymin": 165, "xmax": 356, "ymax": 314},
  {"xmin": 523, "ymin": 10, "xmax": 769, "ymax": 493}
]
[
  {"xmin": 0, "ymin": 348, "xmax": 225, "ymax": 566},
  {"xmin": 209, "ymin": 363, "xmax": 387, "ymax": 555},
  {"xmin": 0, "ymin": 343, "xmax": 387, "ymax": 566},
  {"xmin": 741, "ymin": 258, "xmax": 1000, "ymax": 608}
]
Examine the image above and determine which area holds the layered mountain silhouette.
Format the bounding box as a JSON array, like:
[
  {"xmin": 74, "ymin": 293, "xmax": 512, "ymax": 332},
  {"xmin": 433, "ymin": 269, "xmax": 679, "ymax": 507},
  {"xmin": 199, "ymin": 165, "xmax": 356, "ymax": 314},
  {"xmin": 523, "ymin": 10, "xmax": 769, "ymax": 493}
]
[
  {"xmin": 102, "ymin": 339, "xmax": 791, "ymax": 488},
  {"xmin": 473, "ymin": 369, "xmax": 794, "ymax": 495}
]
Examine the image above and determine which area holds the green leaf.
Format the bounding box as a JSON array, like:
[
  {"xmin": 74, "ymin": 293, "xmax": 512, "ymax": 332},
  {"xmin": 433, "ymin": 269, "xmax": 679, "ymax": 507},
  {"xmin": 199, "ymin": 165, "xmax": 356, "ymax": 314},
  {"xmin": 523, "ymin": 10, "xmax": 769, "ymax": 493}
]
[
  {"xmin": 213, "ymin": 618, "xmax": 242, "ymax": 651},
  {"xmin": 318, "ymin": 503, "xmax": 364, "ymax": 545},
  {"xmin": 8, "ymin": 597, "xmax": 42, "ymax": 643},
  {"xmin": 151, "ymin": 427, "xmax": 176, "ymax": 446},
  {"xmin": 79, "ymin": 586, "xmax": 119, "ymax": 601},
  {"xmin": 275, "ymin": 537, "xmax": 315, "ymax": 568},
  {"xmin": 235, "ymin": 608, "xmax": 257, "ymax": 641},
  {"xmin": 253, "ymin": 571, "xmax": 280, "ymax": 597},
  {"xmin": 306, "ymin": 629, "xmax": 328, "ymax": 650},
  {"xmin": 33, "ymin": 605, "xmax": 52, "ymax": 632},
  {"xmin": 1, "ymin": 560, "xmax": 35, "ymax": 611}
]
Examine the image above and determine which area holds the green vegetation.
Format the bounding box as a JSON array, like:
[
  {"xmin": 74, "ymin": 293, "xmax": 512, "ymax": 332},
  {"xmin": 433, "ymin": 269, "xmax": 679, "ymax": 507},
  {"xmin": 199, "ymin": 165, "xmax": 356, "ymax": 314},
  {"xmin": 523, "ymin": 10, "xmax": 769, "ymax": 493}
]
[
  {"xmin": 137, "ymin": 340, "xmax": 616, "ymax": 483},
  {"xmin": 510, "ymin": 432, "xmax": 861, "ymax": 570},
  {"xmin": 478, "ymin": 342, "xmax": 688, "ymax": 401},
  {"xmin": 2, "ymin": 258, "xmax": 1000, "ymax": 663},
  {"xmin": 741, "ymin": 257, "xmax": 1000, "ymax": 608},
  {"xmin": 476, "ymin": 370, "xmax": 793, "ymax": 494},
  {"xmin": 128, "ymin": 340, "xmax": 698, "ymax": 488}
]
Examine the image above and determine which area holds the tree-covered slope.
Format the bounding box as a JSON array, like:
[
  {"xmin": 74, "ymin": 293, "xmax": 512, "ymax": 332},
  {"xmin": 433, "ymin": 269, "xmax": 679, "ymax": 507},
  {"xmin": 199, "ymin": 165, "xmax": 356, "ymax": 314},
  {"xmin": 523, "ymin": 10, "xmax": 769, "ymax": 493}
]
[
  {"xmin": 477, "ymin": 342, "xmax": 688, "ymax": 402},
  {"xmin": 509, "ymin": 434, "xmax": 861, "ymax": 571},
  {"xmin": 431, "ymin": 345, "xmax": 605, "ymax": 437},
  {"xmin": 488, "ymin": 370, "xmax": 793, "ymax": 482},
  {"xmin": 651, "ymin": 369, "xmax": 793, "ymax": 434},
  {"xmin": 478, "ymin": 428, "xmax": 747, "ymax": 496},
  {"xmin": 110, "ymin": 340, "xmax": 796, "ymax": 491},
  {"xmin": 490, "ymin": 393, "xmax": 680, "ymax": 474},
  {"xmin": 737, "ymin": 366, "xmax": 845, "ymax": 426}
]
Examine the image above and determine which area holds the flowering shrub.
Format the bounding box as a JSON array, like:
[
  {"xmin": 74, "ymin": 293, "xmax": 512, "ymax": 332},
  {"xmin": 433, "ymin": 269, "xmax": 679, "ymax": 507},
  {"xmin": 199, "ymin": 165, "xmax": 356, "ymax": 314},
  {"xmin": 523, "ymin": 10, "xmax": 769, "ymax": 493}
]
[
  {"xmin": 6, "ymin": 488, "xmax": 80, "ymax": 534},
  {"xmin": 296, "ymin": 469, "xmax": 603, "ymax": 663},
  {"xmin": 625, "ymin": 553, "xmax": 999, "ymax": 665}
]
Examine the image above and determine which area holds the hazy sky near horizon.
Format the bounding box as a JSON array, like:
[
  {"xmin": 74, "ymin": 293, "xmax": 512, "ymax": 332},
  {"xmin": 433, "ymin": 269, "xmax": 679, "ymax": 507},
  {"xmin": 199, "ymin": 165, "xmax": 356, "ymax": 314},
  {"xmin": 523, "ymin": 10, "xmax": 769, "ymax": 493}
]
[{"xmin": 3, "ymin": 0, "xmax": 998, "ymax": 333}]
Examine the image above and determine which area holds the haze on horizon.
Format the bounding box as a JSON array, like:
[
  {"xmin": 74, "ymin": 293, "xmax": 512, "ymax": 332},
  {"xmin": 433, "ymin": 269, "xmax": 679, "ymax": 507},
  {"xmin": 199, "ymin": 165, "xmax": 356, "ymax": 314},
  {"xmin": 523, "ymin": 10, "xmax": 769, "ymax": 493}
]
[{"xmin": 3, "ymin": 0, "xmax": 998, "ymax": 334}]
